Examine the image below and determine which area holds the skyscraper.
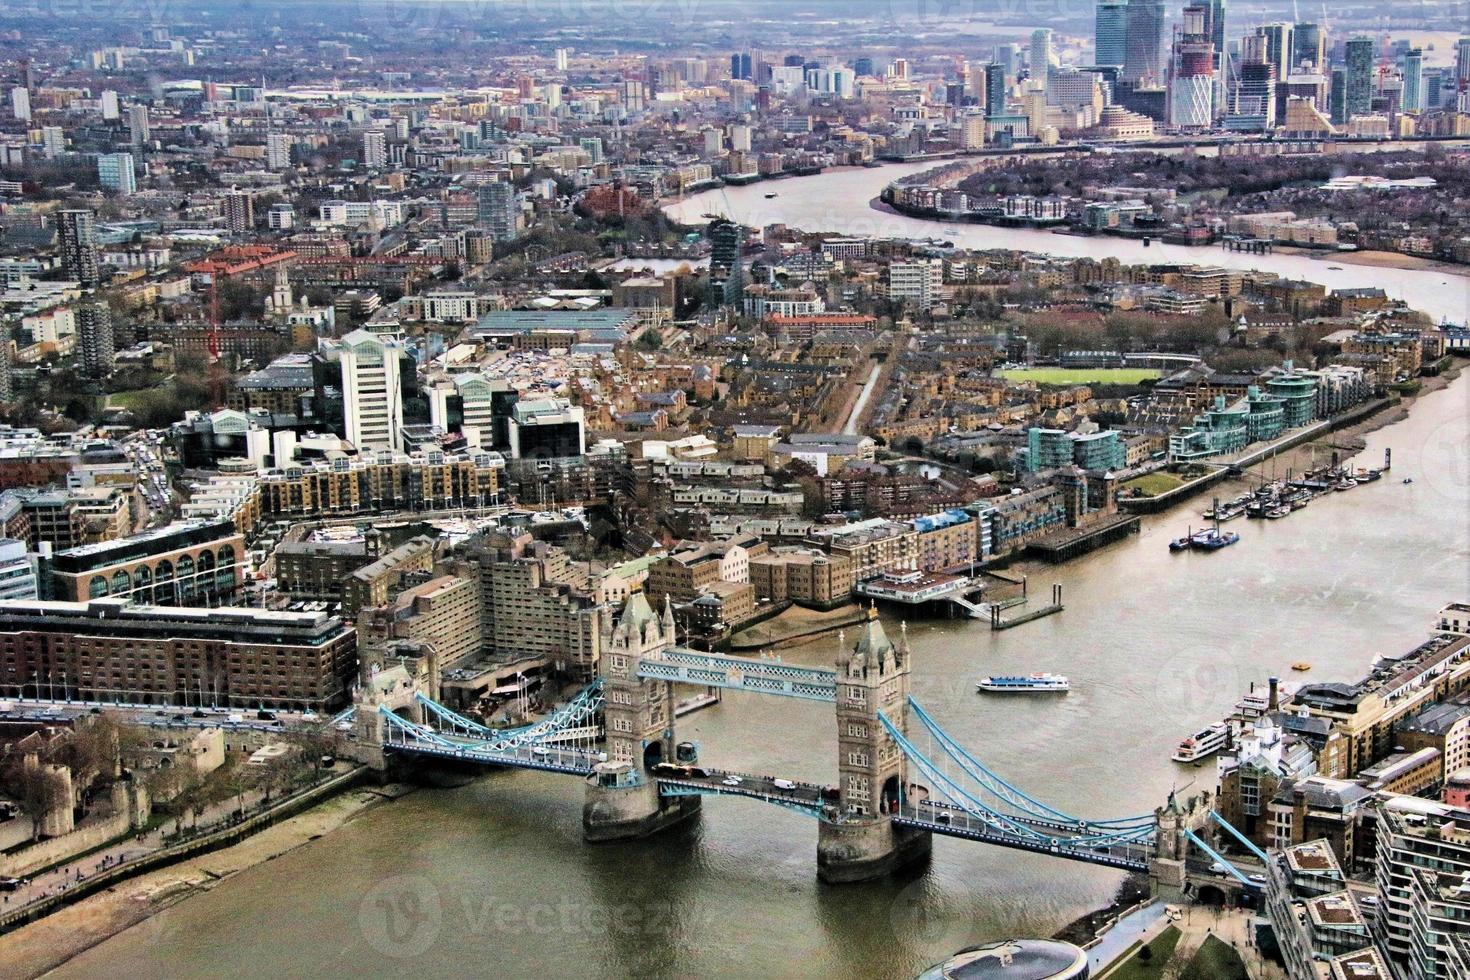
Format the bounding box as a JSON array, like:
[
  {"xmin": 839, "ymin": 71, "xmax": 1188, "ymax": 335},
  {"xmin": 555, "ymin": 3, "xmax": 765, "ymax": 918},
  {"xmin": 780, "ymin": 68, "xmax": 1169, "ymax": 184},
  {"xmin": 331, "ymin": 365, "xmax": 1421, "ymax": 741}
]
[
  {"xmin": 1169, "ymin": 4, "xmax": 1215, "ymax": 129},
  {"xmin": 1291, "ymin": 23, "xmax": 1325, "ymax": 71},
  {"xmin": 1259, "ymin": 23, "xmax": 1292, "ymax": 81},
  {"xmin": 1030, "ymin": 29, "xmax": 1054, "ymax": 92},
  {"xmin": 1402, "ymin": 49, "xmax": 1424, "ymax": 112},
  {"xmin": 1345, "ymin": 36, "xmax": 1376, "ymax": 121},
  {"xmin": 996, "ymin": 44, "xmax": 1018, "ymax": 80},
  {"xmin": 77, "ymin": 304, "xmax": 115, "ymax": 377},
  {"xmin": 266, "ymin": 132, "xmax": 292, "ymax": 170},
  {"xmin": 128, "ymin": 103, "xmax": 150, "ymax": 150},
  {"xmin": 1123, "ymin": 0, "xmax": 1166, "ymax": 85},
  {"xmin": 1209, "ymin": 0, "xmax": 1226, "ymax": 66},
  {"xmin": 1329, "ymin": 68, "xmax": 1348, "ymax": 125},
  {"xmin": 57, "ymin": 210, "xmax": 100, "ymax": 288},
  {"xmin": 1457, "ymin": 38, "xmax": 1470, "ymax": 93},
  {"xmin": 224, "ymin": 191, "xmax": 254, "ymax": 234},
  {"xmin": 476, "ymin": 181, "xmax": 522, "ymax": 244},
  {"xmin": 361, "ymin": 130, "xmax": 387, "ymax": 168},
  {"xmin": 965, "ymin": 60, "xmax": 989, "ymax": 105},
  {"xmin": 339, "ymin": 330, "xmax": 405, "ymax": 451},
  {"xmin": 985, "ymin": 63, "xmax": 1008, "ymax": 116},
  {"xmin": 707, "ymin": 219, "xmax": 745, "ymax": 308},
  {"xmin": 1096, "ymin": 0, "xmax": 1128, "ymax": 65},
  {"xmin": 97, "ymin": 153, "xmax": 136, "ymax": 194}
]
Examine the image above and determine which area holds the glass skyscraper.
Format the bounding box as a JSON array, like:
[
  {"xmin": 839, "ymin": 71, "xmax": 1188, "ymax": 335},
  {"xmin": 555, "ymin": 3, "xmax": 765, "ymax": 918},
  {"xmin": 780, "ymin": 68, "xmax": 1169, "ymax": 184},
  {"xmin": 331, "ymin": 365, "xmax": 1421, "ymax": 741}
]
[
  {"xmin": 1095, "ymin": 1, "xmax": 1128, "ymax": 66},
  {"xmin": 1345, "ymin": 36, "xmax": 1376, "ymax": 120},
  {"xmin": 1123, "ymin": 0, "xmax": 1166, "ymax": 85}
]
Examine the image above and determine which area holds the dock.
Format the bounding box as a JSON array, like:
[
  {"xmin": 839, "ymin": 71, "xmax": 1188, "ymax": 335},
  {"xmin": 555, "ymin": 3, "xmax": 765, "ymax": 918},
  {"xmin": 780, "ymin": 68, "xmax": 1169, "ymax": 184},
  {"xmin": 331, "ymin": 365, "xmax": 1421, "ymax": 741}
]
[
  {"xmin": 990, "ymin": 585, "xmax": 1065, "ymax": 630},
  {"xmin": 1026, "ymin": 514, "xmax": 1141, "ymax": 563}
]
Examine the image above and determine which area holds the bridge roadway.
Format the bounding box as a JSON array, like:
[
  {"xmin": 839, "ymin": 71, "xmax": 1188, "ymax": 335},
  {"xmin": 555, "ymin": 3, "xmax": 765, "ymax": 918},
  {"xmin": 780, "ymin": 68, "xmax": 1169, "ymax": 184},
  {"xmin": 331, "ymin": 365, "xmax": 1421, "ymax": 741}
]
[
  {"xmin": 655, "ymin": 768, "xmax": 834, "ymax": 816},
  {"xmin": 383, "ymin": 729, "xmax": 602, "ymax": 776},
  {"xmin": 893, "ymin": 802, "xmax": 1154, "ymax": 872}
]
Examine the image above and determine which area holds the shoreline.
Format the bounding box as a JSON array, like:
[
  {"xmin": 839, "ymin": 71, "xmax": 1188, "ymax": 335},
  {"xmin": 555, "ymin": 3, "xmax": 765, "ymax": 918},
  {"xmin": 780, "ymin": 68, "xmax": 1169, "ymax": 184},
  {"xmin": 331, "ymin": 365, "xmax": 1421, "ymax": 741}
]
[
  {"xmin": 0, "ymin": 781, "xmax": 415, "ymax": 979},
  {"xmin": 872, "ymin": 194, "xmax": 1470, "ymax": 278}
]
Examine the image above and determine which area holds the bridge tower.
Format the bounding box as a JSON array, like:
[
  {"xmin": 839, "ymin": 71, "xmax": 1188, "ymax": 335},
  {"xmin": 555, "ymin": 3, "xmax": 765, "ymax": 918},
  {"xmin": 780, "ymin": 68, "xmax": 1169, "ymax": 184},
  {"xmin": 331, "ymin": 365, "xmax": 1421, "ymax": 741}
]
[
  {"xmin": 1149, "ymin": 789, "xmax": 1210, "ymax": 899},
  {"xmin": 817, "ymin": 609, "xmax": 932, "ymax": 883},
  {"xmin": 583, "ymin": 593, "xmax": 699, "ymax": 841}
]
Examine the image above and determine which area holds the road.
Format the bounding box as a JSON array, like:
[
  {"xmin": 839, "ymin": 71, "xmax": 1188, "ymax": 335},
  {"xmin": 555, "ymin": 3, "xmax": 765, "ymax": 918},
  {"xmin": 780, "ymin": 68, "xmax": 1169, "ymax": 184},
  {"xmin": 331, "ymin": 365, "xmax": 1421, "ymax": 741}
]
[{"xmin": 843, "ymin": 363, "xmax": 883, "ymax": 435}]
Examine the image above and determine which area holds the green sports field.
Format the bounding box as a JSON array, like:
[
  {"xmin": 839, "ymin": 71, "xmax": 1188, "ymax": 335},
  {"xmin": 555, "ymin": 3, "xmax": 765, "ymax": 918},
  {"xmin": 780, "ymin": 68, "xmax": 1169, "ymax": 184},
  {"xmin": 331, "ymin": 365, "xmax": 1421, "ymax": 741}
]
[{"xmin": 999, "ymin": 367, "xmax": 1161, "ymax": 386}]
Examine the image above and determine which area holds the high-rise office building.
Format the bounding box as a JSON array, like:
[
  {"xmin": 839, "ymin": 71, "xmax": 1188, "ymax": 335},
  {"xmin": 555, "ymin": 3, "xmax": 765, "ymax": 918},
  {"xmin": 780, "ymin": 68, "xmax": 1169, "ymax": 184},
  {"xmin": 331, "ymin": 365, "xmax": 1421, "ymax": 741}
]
[
  {"xmin": 1123, "ymin": 0, "xmax": 1166, "ymax": 84},
  {"xmin": 97, "ymin": 152, "xmax": 136, "ymax": 194},
  {"xmin": 1209, "ymin": 0, "xmax": 1226, "ymax": 66},
  {"xmin": 1096, "ymin": 1, "xmax": 1128, "ymax": 65},
  {"xmin": 339, "ymin": 329, "xmax": 405, "ymax": 451},
  {"xmin": 56, "ymin": 209, "xmax": 100, "ymax": 288},
  {"xmin": 996, "ymin": 44, "xmax": 1018, "ymax": 80},
  {"xmin": 361, "ymin": 130, "xmax": 387, "ymax": 168},
  {"xmin": 223, "ymin": 190, "xmax": 254, "ymax": 234},
  {"xmin": 1329, "ymin": 68, "xmax": 1348, "ymax": 124},
  {"xmin": 1402, "ymin": 49, "xmax": 1424, "ymax": 112},
  {"xmin": 964, "ymin": 61, "xmax": 989, "ymax": 105},
  {"xmin": 77, "ymin": 303, "xmax": 115, "ymax": 377},
  {"xmin": 1291, "ymin": 23, "xmax": 1325, "ymax": 70},
  {"xmin": 985, "ymin": 63, "xmax": 1008, "ymax": 116},
  {"xmin": 1345, "ymin": 36, "xmax": 1376, "ymax": 120},
  {"xmin": 1259, "ymin": 23, "xmax": 1292, "ymax": 81},
  {"xmin": 1030, "ymin": 29, "xmax": 1054, "ymax": 92},
  {"xmin": 1457, "ymin": 38, "xmax": 1470, "ymax": 87},
  {"xmin": 1169, "ymin": 4, "xmax": 1215, "ymax": 129}
]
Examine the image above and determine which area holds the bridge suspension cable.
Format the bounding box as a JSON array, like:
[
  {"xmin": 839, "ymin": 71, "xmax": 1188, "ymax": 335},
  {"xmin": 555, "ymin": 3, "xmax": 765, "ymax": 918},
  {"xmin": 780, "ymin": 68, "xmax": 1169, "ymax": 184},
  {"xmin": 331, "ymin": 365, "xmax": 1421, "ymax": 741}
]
[{"xmin": 906, "ymin": 697, "xmax": 1156, "ymax": 831}]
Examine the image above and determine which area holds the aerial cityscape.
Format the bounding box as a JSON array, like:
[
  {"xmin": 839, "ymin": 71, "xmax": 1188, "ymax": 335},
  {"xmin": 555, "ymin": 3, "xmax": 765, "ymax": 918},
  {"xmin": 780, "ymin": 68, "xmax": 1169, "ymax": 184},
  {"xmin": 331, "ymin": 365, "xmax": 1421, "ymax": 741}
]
[{"xmin": 0, "ymin": 0, "xmax": 1465, "ymax": 977}]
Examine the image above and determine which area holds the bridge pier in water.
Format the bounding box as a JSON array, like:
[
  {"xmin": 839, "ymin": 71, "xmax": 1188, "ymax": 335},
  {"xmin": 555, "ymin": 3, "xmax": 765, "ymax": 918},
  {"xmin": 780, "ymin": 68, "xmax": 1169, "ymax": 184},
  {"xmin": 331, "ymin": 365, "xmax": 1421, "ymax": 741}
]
[
  {"xmin": 583, "ymin": 593, "xmax": 700, "ymax": 843},
  {"xmin": 819, "ymin": 610, "xmax": 931, "ymax": 883}
]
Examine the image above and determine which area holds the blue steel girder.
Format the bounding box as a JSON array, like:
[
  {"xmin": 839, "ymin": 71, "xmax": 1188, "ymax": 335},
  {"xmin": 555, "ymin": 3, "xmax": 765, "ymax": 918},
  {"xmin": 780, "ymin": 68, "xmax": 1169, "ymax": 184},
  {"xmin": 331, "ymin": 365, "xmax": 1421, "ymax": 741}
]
[
  {"xmin": 1209, "ymin": 809, "xmax": 1271, "ymax": 865},
  {"xmin": 636, "ymin": 653, "xmax": 836, "ymax": 702},
  {"xmin": 1182, "ymin": 829, "xmax": 1260, "ymax": 888},
  {"xmin": 657, "ymin": 780, "xmax": 825, "ymax": 817}
]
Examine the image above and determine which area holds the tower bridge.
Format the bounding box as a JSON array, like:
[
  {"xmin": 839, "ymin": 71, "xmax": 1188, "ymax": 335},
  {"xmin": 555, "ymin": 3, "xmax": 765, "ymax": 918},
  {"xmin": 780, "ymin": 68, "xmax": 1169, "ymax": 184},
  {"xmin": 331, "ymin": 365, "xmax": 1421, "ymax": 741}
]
[{"xmin": 346, "ymin": 593, "xmax": 1253, "ymax": 891}]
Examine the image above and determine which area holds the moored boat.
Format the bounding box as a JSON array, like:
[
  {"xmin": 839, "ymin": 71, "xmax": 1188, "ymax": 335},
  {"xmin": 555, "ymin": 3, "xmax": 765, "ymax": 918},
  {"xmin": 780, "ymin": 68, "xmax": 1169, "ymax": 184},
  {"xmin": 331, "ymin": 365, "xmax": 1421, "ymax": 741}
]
[{"xmin": 1173, "ymin": 723, "xmax": 1230, "ymax": 763}]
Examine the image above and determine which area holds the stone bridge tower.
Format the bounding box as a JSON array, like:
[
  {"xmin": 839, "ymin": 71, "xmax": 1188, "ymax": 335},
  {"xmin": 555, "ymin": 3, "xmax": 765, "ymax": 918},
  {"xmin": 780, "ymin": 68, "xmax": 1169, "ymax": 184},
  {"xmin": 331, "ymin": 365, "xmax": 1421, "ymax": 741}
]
[
  {"xmin": 817, "ymin": 609, "xmax": 932, "ymax": 883},
  {"xmin": 584, "ymin": 593, "xmax": 699, "ymax": 841},
  {"xmin": 600, "ymin": 592, "xmax": 677, "ymax": 770}
]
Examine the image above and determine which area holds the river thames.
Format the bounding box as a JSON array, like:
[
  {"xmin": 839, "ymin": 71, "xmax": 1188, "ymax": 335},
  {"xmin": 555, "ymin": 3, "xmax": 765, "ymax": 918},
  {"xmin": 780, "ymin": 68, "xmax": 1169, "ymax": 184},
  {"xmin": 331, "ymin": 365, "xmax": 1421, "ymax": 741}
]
[{"xmin": 47, "ymin": 172, "xmax": 1470, "ymax": 979}]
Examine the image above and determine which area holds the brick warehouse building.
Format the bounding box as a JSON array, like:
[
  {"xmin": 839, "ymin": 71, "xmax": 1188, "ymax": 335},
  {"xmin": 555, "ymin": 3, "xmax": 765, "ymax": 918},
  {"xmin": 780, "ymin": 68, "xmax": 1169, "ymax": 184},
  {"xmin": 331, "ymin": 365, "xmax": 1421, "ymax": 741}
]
[{"xmin": 0, "ymin": 599, "xmax": 357, "ymax": 711}]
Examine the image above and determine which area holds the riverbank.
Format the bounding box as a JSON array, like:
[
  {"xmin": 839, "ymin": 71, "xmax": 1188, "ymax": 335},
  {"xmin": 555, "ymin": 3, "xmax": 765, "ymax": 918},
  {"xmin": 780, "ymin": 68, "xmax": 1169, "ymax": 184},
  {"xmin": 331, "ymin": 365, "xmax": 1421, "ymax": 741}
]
[
  {"xmin": 1277, "ymin": 245, "xmax": 1466, "ymax": 275},
  {"xmin": 728, "ymin": 603, "xmax": 867, "ymax": 651},
  {"xmin": 0, "ymin": 782, "xmax": 415, "ymax": 980}
]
